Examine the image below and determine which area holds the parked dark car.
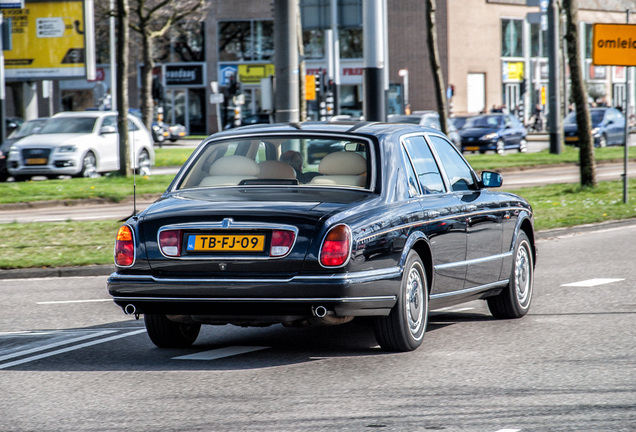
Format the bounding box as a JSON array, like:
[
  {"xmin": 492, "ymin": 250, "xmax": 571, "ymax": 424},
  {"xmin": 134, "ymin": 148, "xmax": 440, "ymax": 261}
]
[
  {"xmin": 563, "ymin": 107, "xmax": 626, "ymax": 147},
  {"xmin": 108, "ymin": 122, "xmax": 536, "ymax": 352},
  {"xmin": 459, "ymin": 113, "xmax": 528, "ymax": 154},
  {"xmin": 0, "ymin": 117, "xmax": 48, "ymax": 181},
  {"xmin": 388, "ymin": 111, "xmax": 461, "ymax": 148}
]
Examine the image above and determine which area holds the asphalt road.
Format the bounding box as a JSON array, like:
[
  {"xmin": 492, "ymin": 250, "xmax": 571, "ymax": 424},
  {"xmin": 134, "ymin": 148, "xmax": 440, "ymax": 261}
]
[{"xmin": 0, "ymin": 222, "xmax": 634, "ymax": 431}]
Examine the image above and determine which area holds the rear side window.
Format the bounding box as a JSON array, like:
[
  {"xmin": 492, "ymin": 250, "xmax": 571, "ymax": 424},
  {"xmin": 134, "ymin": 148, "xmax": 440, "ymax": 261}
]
[
  {"xmin": 402, "ymin": 135, "xmax": 445, "ymax": 194},
  {"xmin": 429, "ymin": 135, "xmax": 476, "ymax": 192}
]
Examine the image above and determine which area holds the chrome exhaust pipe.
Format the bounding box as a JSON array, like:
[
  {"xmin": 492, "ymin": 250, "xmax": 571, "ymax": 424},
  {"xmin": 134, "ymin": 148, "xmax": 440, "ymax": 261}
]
[
  {"xmin": 313, "ymin": 305, "xmax": 328, "ymax": 318},
  {"xmin": 124, "ymin": 304, "xmax": 137, "ymax": 315}
]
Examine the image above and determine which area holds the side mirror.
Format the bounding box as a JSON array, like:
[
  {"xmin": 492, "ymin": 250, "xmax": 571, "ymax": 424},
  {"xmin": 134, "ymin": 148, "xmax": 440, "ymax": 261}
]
[
  {"xmin": 100, "ymin": 125, "xmax": 117, "ymax": 135},
  {"xmin": 481, "ymin": 171, "xmax": 502, "ymax": 188}
]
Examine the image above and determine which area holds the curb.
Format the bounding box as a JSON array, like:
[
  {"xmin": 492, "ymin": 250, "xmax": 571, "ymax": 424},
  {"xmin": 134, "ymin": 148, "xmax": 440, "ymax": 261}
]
[{"xmin": 0, "ymin": 264, "xmax": 114, "ymax": 280}]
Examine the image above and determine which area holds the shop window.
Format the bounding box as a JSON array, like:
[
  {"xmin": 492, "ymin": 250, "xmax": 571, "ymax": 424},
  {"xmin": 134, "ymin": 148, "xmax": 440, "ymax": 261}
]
[
  {"xmin": 501, "ymin": 18, "xmax": 523, "ymax": 58},
  {"xmin": 218, "ymin": 20, "xmax": 274, "ymax": 62},
  {"xmin": 300, "ymin": 0, "xmax": 362, "ymax": 59},
  {"xmin": 530, "ymin": 23, "xmax": 548, "ymax": 58}
]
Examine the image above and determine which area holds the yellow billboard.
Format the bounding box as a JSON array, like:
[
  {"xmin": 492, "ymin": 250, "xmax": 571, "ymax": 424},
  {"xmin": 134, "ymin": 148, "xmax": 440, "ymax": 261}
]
[
  {"xmin": 237, "ymin": 64, "xmax": 275, "ymax": 84},
  {"xmin": 592, "ymin": 23, "xmax": 636, "ymax": 67},
  {"xmin": 4, "ymin": 0, "xmax": 87, "ymax": 79}
]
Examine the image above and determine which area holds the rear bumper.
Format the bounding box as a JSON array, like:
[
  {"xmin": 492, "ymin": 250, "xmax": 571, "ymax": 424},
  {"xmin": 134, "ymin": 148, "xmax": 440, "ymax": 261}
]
[{"xmin": 108, "ymin": 268, "xmax": 402, "ymax": 318}]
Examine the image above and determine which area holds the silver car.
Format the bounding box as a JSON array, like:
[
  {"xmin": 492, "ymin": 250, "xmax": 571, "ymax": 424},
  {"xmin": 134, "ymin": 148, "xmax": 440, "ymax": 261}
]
[{"xmin": 7, "ymin": 111, "xmax": 154, "ymax": 180}]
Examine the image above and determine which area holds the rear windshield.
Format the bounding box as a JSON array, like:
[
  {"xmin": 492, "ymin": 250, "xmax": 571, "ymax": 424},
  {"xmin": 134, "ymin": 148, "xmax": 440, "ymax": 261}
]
[{"xmin": 176, "ymin": 135, "xmax": 371, "ymax": 190}]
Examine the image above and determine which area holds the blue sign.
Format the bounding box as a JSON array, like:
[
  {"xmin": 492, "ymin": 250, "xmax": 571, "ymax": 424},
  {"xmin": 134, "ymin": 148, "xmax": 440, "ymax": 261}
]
[{"xmin": 219, "ymin": 65, "xmax": 238, "ymax": 86}]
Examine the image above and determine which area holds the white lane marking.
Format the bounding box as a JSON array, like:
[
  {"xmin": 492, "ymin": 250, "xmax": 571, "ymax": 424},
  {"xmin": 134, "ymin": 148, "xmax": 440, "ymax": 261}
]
[
  {"xmin": 561, "ymin": 278, "xmax": 624, "ymax": 287},
  {"xmin": 36, "ymin": 299, "xmax": 113, "ymax": 305},
  {"xmin": 494, "ymin": 429, "xmax": 521, "ymax": 432},
  {"xmin": 431, "ymin": 306, "xmax": 475, "ymax": 313},
  {"xmin": 173, "ymin": 346, "xmax": 270, "ymax": 361},
  {"xmin": 0, "ymin": 329, "xmax": 146, "ymax": 370},
  {"xmin": 0, "ymin": 330, "xmax": 116, "ymax": 362}
]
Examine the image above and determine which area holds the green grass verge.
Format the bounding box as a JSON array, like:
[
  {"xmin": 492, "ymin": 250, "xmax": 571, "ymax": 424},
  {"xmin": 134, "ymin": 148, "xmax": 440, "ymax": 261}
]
[
  {"xmin": 0, "ymin": 220, "xmax": 121, "ymax": 269},
  {"xmin": 465, "ymin": 145, "xmax": 636, "ymax": 172},
  {"xmin": 154, "ymin": 147, "xmax": 196, "ymax": 167},
  {"xmin": 1, "ymin": 179, "xmax": 635, "ymax": 269},
  {"xmin": 0, "ymin": 174, "xmax": 174, "ymax": 204}
]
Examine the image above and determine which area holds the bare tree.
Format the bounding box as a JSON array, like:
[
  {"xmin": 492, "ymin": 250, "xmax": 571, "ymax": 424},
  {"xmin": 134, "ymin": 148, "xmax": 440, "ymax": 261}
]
[
  {"xmin": 425, "ymin": 0, "xmax": 448, "ymax": 135},
  {"xmin": 129, "ymin": 0, "xmax": 207, "ymax": 129},
  {"xmin": 563, "ymin": 0, "xmax": 596, "ymax": 187},
  {"xmin": 116, "ymin": 0, "xmax": 131, "ymax": 176}
]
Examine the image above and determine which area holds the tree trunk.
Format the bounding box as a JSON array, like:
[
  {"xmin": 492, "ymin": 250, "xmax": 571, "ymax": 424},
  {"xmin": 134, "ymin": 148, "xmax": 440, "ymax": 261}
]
[
  {"xmin": 425, "ymin": 0, "xmax": 448, "ymax": 135},
  {"xmin": 563, "ymin": 0, "xmax": 596, "ymax": 187},
  {"xmin": 116, "ymin": 0, "xmax": 131, "ymax": 176}
]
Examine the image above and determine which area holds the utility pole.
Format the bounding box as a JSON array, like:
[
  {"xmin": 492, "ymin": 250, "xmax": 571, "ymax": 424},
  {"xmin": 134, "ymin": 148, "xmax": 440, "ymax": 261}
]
[
  {"xmin": 274, "ymin": 0, "xmax": 300, "ymax": 123},
  {"xmin": 547, "ymin": 0, "xmax": 562, "ymax": 154},
  {"xmin": 330, "ymin": 0, "xmax": 340, "ymax": 115},
  {"xmin": 362, "ymin": 0, "xmax": 386, "ymax": 121}
]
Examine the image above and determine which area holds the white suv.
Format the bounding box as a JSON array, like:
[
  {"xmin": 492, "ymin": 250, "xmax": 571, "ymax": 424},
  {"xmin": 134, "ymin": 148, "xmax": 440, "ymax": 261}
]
[{"xmin": 7, "ymin": 111, "xmax": 154, "ymax": 180}]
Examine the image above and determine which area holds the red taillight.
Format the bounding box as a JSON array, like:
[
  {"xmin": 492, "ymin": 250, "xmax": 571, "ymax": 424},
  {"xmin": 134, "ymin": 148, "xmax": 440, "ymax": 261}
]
[
  {"xmin": 159, "ymin": 230, "xmax": 182, "ymax": 257},
  {"xmin": 115, "ymin": 225, "xmax": 135, "ymax": 267},
  {"xmin": 320, "ymin": 224, "xmax": 351, "ymax": 267},
  {"xmin": 270, "ymin": 229, "xmax": 296, "ymax": 257}
]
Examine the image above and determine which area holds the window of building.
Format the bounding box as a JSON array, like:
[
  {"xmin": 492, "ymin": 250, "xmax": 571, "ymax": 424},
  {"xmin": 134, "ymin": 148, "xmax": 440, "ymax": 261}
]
[
  {"xmin": 583, "ymin": 22, "xmax": 593, "ymax": 59},
  {"xmin": 530, "ymin": 23, "xmax": 548, "ymax": 58},
  {"xmin": 501, "ymin": 18, "xmax": 523, "ymax": 58},
  {"xmin": 218, "ymin": 20, "xmax": 274, "ymax": 62},
  {"xmin": 300, "ymin": 0, "xmax": 363, "ymax": 59}
]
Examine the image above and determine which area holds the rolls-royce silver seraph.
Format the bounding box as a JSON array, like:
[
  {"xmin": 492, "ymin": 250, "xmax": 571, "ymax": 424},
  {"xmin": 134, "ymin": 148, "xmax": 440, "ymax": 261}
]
[{"xmin": 108, "ymin": 122, "xmax": 536, "ymax": 352}]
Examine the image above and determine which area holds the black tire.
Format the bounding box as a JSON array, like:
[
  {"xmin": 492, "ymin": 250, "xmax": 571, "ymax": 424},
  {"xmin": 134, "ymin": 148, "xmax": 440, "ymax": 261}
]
[
  {"xmin": 518, "ymin": 138, "xmax": 528, "ymax": 153},
  {"xmin": 135, "ymin": 149, "xmax": 152, "ymax": 176},
  {"xmin": 144, "ymin": 314, "xmax": 201, "ymax": 348},
  {"xmin": 13, "ymin": 175, "xmax": 30, "ymax": 182},
  {"xmin": 374, "ymin": 251, "xmax": 428, "ymax": 352},
  {"xmin": 487, "ymin": 231, "xmax": 534, "ymax": 319},
  {"xmin": 496, "ymin": 139, "xmax": 505, "ymax": 155},
  {"xmin": 76, "ymin": 151, "xmax": 98, "ymax": 178}
]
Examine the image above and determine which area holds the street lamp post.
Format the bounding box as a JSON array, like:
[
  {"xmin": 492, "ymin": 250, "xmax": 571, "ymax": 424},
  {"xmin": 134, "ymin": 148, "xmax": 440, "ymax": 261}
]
[{"xmin": 399, "ymin": 68, "xmax": 409, "ymax": 114}]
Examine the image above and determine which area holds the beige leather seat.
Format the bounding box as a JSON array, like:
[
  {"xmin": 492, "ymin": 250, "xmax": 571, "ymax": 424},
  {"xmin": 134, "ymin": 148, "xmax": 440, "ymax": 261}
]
[
  {"xmin": 199, "ymin": 155, "xmax": 260, "ymax": 186},
  {"xmin": 309, "ymin": 151, "xmax": 367, "ymax": 187},
  {"xmin": 257, "ymin": 160, "xmax": 296, "ymax": 179}
]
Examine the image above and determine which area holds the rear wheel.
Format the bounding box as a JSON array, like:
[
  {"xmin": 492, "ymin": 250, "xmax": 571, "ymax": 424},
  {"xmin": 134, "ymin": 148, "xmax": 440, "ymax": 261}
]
[
  {"xmin": 487, "ymin": 231, "xmax": 533, "ymax": 318},
  {"xmin": 518, "ymin": 138, "xmax": 528, "ymax": 153},
  {"xmin": 144, "ymin": 314, "xmax": 201, "ymax": 348},
  {"xmin": 374, "ymin": 251, "xmax": 428, "ymax": 352},
  {"xmin": 135, "ymin": 149, "xmax": 152, "ymax": 176}
]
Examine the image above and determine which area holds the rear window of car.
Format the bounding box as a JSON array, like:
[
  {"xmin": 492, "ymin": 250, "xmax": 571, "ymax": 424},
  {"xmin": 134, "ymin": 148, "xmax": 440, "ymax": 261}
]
[{"xmin": 176, "ymin": 135, "xmax": 371, "ymax": 190}]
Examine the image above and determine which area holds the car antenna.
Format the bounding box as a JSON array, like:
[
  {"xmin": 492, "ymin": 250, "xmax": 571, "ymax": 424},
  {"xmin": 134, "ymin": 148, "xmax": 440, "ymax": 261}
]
[{"xmin": 120, "ymin": 123, "xmax": 138, "ymax": 222}]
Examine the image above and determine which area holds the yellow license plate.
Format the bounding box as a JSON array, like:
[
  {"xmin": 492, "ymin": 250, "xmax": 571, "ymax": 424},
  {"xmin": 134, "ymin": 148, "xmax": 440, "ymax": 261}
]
[
  {"xmin": 464, "ymin": 146, "xmax": 479, "ymax": 151},
  {"xmin": 565, "ymin": 136, "xmax": 578, "ymax": 142},
  {"xmin": 186, "ymin": 234, "xmax": 265, "ymax": 252},
  {"xmin": 26, "ymin": 158, "xmax": 47, "ymax": 165}
]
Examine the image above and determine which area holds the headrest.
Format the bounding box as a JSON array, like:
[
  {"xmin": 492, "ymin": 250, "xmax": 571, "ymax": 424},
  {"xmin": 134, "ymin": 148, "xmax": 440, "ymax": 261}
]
[
  {"xmin": 208, "ymin": 155, "xmax": 260, "ymax": 176},
  {"xmin": 257, "ymin": 160, "xmax": 296, "ymax": 179},
  {"xmin": 318, "ymin": 152, "xmax": 367, "ymax": 175}
]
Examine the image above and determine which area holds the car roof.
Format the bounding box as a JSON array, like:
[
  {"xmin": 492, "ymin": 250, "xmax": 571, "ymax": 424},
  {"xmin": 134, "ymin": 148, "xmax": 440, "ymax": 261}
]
[
  {"xmin": 52, "ymin": 111, "xmax": 121, "ymax": 119},
  {"xmin": 208, "ymin": 121, "xmax": 444, "ymax": 141}
]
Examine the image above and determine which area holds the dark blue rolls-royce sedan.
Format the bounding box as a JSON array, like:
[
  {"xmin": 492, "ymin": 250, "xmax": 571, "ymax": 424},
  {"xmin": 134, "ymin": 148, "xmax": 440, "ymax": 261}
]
[{"xmin": 108, "ymin": 121, "xmax": 536, "ymax": 352}]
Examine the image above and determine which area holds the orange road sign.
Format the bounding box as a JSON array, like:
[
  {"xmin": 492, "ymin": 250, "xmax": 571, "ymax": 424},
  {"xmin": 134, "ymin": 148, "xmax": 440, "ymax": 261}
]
[{"xmin": 592, "ymin": 23, "xmax": 636, "ymax": 66}]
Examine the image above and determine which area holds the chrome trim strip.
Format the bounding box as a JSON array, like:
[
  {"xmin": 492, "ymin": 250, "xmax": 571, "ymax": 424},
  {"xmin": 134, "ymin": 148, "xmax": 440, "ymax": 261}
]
[
  {"xmin": 112, "ymin": 295, "xmax": 397, "ymax": 304},
  {"xmin": 434, "ymin": 251, "xmax": 512, "ymax": 270},
  {"xmin": 109, "ymin": 266, "xmax": 402, "ymax": 285},
  {"xmin": 357, "ymin": 206, "xmax": 529, "ymax": 243},
  {"xmin": 157, "ymin": 221, "xmax": 299, "ymax": 261},
  {"xmin": 430, "ymin": 279, "xmax": 509, "ymax": 300}
]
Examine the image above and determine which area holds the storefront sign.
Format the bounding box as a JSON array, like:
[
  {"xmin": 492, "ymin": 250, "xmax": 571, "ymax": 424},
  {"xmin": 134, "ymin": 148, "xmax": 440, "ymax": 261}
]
[
  {"xmin": 237, "ymin": 63, "xmax": 275, "ymax": 84},
  {"xmin": 502, "ymin": 61, "xmax": 524, "ymax": 82},
  {"xmin": 4, "ymin": 0, "xmax": 88, "ymax": 80},
  {"xmin": 165, "ymin": 64, "xmax": 205, "ymax": 87}
]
